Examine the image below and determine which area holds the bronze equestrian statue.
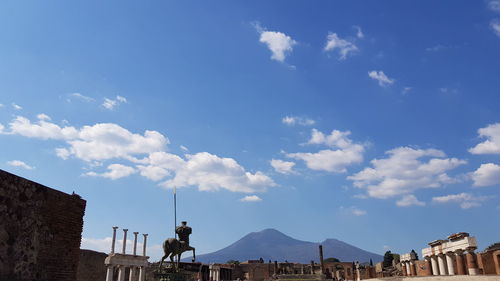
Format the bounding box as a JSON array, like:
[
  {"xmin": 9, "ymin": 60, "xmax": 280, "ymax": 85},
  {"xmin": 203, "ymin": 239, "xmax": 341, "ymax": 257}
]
[{"xmin": 159, "ymin": 221, "xmax": 196, "ymax": 271}]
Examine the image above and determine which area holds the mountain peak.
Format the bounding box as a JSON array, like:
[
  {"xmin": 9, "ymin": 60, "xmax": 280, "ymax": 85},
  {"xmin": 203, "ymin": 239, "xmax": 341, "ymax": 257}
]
[{"xmin": 189, "ymin": 229, "xmax": 383, "ymax": 264}]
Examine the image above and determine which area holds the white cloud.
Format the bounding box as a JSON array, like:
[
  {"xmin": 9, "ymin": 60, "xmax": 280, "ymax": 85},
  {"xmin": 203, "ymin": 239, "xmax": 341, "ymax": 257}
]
[
  {"xmin": 0, "ymin": 104, "xmax": 4, "ymax": 108},
  {"xmin": 116, "ymin": 95, "xmax": 127, "ymax": 103},
  {"xmin": 402, "ymin": 87, "xmax": 412, "ymax": 95},
  {"xmin": 69, "ymin": 93, "xmax": 95, "ymax": 102},
  {"xmin": 396, "ymin": 194, "xmax": 425, "ymax": 207},
  {"xmin": 240, "ymin": 195, "xmax": 262, "ymax": 202},
  {"xmin": 36, "ymin": 113, "xmax": 51, "ymax": 121},
  {"xmin": 287, "ymin": 129, "xmax": 364, "ymax": 173},
  {"xmin": 9, "ymin": 116, "xmax": 79, "ymax": 140},
  {"xmin": 471, "ymin": 163, "xmax": 500, "ymax": 187},
  {"xmin": 135, "ymin": 152, "xmax": 185, "ymax": 181},
  {"xmin": 469, "ymin": 123, "xmax": 500, "ymax": 154},
  {"xmin": 7, "ymin": 116, "xmax": 167, "ymax": 161},
  {"xmin": 353, "ymin": 26, "xmax": 364, "ymax": 39},
  {"xmin": 161, "ymin": 152, "xmax": 275, "ymax": 193},
  {"xmin": 432, "ymin": 193, "xmax": 489, "ymax": 209},
  {"xmin": 7, "ymin": 160, "xmax": 34, "ymax": 170},
  {"xmin": 5, "ymin": 116, "xmax": 274, "ymax": 194},
  {"xmin": 81, "ymin": 237, "xmax": 163, "ymax": 261},
  {"xmin": 255, "ymin": 23, "xmax": 297, "ymax": 62},
  {"xmin": 368, "ymin": 70, "xmax": 395, "ymax": 87},
  {"xmin": 426, "ymin": 45, "xmax": 448, "ymax": 52},
  {"xmin": 270, "ymin": 159, "xmax": 296, "ymax": 174},
  {"xmin": 103, "ymin": 95, "xmax": 127, "ymax": 110},
  {"xmin": 12, "ymin": 103, "xmax": 22, "ymax": 110},
  {"xmin": 324, "ymin": 32, "xmax": 358, "ymax": 60},
  {"xmin": 282, "ymin": 116, "xmax": 315, "ymax": 126},
  {"xmin": 0, "ymin": 124, "xmax": 4, "ymax": 133},
  {"xmin": 180, "ymin": 145, "xmax": 189, "ymax": 152},
  {"xmin": 351, "ymin": 207, "xmax": 367, "ymax": 216},
  {"xmin": 488, "ymin": 1, "xmax": 500, "ymax": 12},
  {"xmin": 84, "ymin": 164, "xmax": 136, "ymax": 180},
  {"xmin": 62, "ymin": 123, "xmax": 167, "ymax": 162},
  {"xmin": 349, "ymin": 147, "xmax": 466, "ymax": 199},
  {"xmin": 492, "ymin": 19, "xmax": 500, "ymax": 37}
]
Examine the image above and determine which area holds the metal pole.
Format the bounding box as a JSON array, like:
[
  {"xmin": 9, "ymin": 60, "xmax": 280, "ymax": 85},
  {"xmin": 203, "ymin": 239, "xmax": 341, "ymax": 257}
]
[{"xmin": 174, "ymin": 186, "xmax": 177, "ymax": 239}]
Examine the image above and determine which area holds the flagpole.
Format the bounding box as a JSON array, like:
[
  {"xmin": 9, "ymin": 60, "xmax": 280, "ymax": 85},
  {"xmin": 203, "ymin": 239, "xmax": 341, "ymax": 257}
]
[{"xmin": 174, "ymin": 186, "xmax": 177, "ymax": 239}]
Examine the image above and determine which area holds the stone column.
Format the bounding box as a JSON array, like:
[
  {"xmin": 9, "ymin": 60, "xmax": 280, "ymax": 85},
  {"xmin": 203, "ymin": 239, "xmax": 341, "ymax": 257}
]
[
  {"xmin": 129, "ymin": 266, "xmax": 137, "ymax": 281},
  {"xmin": 431, "ymin": 255, "xmax": 440, "ymax": 275},
  {"xmin": 310, "ymin": 260, "xmax": 315, "ymax": 275},
  {"xmin": 139, "ymin": 266, "xmax": 146, "ymax": 281},
  {"xmin": 117, "ymin": 266, "xmax": 126, "ymax": 281},
  {"xmin": 446, "ymin": 252, "xmax": 455, "ymax": 275},
  {"xmin": 122, "ymin": 229, "xmax": 128, "ymax": 254},
  {"xmin": 424, "ymin": 257, "xmax": 432, "ymax": 276},
  {"xmin": 438, "ymin": 254, "xmax": 448, "ymax": 275},
  {"xmin": 133, "ymin": 232, "xmax": 139, "ymax": 255},
  {"xmin": 401, "ymin": 263, "xmax": 407, "ymax": 276},
  {"xmin": 142, "ymin": 233, "xmax": 148, "ymax": 256},
  {"xmin": 466, "ymin": 250, "xmax": 479, "ymax": 275},
  {"xmin": 111, "ymin": 226, "xmax": 119, "ymax": 253},
  {"xmin": 410, "ymin": 261, "xmax": 417, "ymax": 276},
  {"xmin": 319, "ymin": 245, "xmax": 325, "ymax": 274},
  {"xmin": 105, "ymin": 265, "xmax": 114, "ymax": 281},
  {"xmin": 274, "ymin": 261, "xmax": 278, "ymax": 275},
  {"xmin": 406, "ymin": 262, "xmax": 411, "ymax": 276},
  {"xmin": 455, "ymin": 250, "xmax": 466, "ymax": 275}
]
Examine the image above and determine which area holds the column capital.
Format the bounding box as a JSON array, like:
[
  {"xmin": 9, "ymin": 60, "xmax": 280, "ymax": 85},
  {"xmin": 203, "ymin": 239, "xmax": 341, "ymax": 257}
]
[
  {"xmin": 455, "ymin": 249, "xmax": 464, "ymax": 255},
  {"xmin": 112, "ymin": 226, "xmax": 119, "ymax": 230}
]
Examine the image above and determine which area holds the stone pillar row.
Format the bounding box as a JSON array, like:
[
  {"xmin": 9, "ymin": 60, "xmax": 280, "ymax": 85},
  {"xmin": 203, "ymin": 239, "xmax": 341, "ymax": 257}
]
[
  {"xmin": 106, "ymin": 265, "xmax": 146, "ymax": 281},
  {"xmin": 425, "ymin": 249, "xmax": 479, "ymax": 276}
]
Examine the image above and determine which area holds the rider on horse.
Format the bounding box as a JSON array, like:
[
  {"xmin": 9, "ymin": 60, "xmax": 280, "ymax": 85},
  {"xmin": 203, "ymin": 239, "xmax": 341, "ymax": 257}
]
[{"xmin": 176, "ymin": 221, "xmax": 192, "ymax": 249}]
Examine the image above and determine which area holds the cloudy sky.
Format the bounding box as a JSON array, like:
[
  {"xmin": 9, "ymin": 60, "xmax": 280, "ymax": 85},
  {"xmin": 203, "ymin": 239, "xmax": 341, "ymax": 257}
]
[{"xmin": 1, "ymin": 1, "xmax": 500, "ymax": 261}]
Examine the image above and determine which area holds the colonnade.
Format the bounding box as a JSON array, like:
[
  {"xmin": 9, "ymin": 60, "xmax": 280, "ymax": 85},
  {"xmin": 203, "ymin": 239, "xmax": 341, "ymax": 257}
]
[
  {"xmin": 422, "ymin": 233, "xmax": 479, "ymax": 277},
  {"xmin": 105, "ymin": 226, "xmax": 150, "ymax": 281},
  {"xmin": 424, "ymin": 249, "xmax": 479, "ymax": 276}
]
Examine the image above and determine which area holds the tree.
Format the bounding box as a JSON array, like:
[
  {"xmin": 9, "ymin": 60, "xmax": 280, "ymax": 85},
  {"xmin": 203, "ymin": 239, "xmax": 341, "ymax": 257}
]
[
  {"xmin": 226, "ymin": 260, "xmax": 240, "ymax": 265},
  {"xmin": 369, "ymin": 259, "xmax": 373, "ymax": 266},
  {"xmin": 324, "ymin": 257, "xmax": 340, "ymax": 263},
  {"xmin": 383, "ymin": 251, "xmax": 394, "ymax": 268}
]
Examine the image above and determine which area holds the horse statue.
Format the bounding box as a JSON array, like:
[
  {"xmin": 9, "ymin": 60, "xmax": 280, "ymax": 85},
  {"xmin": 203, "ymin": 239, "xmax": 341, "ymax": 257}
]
[{"xmin": 159, "ymin": 221, "xmax": 196, "ymax": 271}]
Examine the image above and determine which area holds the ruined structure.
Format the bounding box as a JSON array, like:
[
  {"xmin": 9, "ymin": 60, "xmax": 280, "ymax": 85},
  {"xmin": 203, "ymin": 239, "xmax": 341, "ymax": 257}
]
[
  {"xmin": 0, "ymin": 169, "xmax": 86, "ymax": 281},
  {"xmin": 104, "ymin": 227, "xmax": 149, "ymax": 281},
  {"xmin": 422, "ymin": 232, "xmax": 479, "ymax": 276}
]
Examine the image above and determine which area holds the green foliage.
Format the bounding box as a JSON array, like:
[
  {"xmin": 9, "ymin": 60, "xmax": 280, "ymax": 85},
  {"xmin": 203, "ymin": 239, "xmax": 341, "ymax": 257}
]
[
  {"xmin": 226, "ymin": 260, "xmax": 240, "ymax": 265},
  {"xmin": 383, "ymin": 251, "xmax": 394, "ymax": 268},
  {"xmin": 324, "ymin": 257, "xmax": 340, "ymax": 263}
]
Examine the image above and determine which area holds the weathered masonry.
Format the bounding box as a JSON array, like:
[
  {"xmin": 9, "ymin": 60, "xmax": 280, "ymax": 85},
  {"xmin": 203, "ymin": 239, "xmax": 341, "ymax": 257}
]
[{"xmin": 0, "ymin": 169, "xmax": 86, "ymax": 281}]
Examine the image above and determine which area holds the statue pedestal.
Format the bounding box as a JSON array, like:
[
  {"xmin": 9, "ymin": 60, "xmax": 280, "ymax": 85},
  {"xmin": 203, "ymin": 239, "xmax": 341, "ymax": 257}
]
[{"xmin": 154, "ymin": 271, "xmax": 191, "ymax": 281}]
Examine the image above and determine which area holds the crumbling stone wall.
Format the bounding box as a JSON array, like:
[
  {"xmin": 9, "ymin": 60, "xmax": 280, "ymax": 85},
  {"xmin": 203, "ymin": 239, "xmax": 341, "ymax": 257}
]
[
  {"xmin": 76, "ymin": 250, "xmax": 107, "ymax": 281},
  {"xmin": 0, "ymin": 169, "xmax": 86, "ymax": 281}
]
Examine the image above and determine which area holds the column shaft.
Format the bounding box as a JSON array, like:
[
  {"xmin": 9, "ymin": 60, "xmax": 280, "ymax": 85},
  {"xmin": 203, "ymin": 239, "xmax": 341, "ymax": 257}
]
[
  {"xmin": 424, "ymin": 258, "xmax": 432, "ymax": 276},
  {"xmin": 466, "ymin": 252, "xmax": 479, "ymax": 275},
  {"xmin": 409, "ymin": 261, "xmax": 417, "ymax": 276},
  {"xmin": 118, "ymin": 266, "xmax": 126, "ymax": 281},
  {"xmin": 456, "ymin": 252, "xmax": 466, "ymax": 275},
  {"xmin": 129, "ymin": 266, "xmax": 137, "ymax": 281},
  {"xmin": 438, "ymin": 254, "xmax": 448, "ymax": 275},
  {"xmin": 431, "ymin": 256, "xmax": 439, "ymax": 276},
  {"xmin": 406, "ymin": 262, "xmax": 411, "ymax": 276},
  {"xmin": 402, "ymin": 264, "xmax": 407, "ymax": 276},
  {"xmin": 139, "ymin": 267, "xmax": 146, "ymax": 281},
  {"xmin": 446, "ymin": 253, "xmax": 455, "ymax": 275},
  {"xmin": 105, "ymin": 266, "xmax": 114, "ymax": 281}
]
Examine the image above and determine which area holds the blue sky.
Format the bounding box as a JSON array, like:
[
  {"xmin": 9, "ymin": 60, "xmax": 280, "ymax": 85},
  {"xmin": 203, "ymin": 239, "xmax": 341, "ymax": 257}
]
[{"xmin": 1, "ymin": 0, "xmax": 500, "ymax": 261}]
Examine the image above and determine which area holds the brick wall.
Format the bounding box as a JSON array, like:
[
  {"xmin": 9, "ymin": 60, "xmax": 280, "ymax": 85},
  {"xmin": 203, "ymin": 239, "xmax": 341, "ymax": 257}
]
[
  {"xmin": 76, "ymin": 250, "xmax": 107, "ymax": 281},
  {"xmin": 0, "ymin": 169, "xmax": 86, "ymax": 281}
]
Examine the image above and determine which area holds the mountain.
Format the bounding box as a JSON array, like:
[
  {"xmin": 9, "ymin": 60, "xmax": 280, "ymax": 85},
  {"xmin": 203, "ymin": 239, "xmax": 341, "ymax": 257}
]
[{"xmin": 187, "ymin": 229, "xmax": 382, "ymax": 264}]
